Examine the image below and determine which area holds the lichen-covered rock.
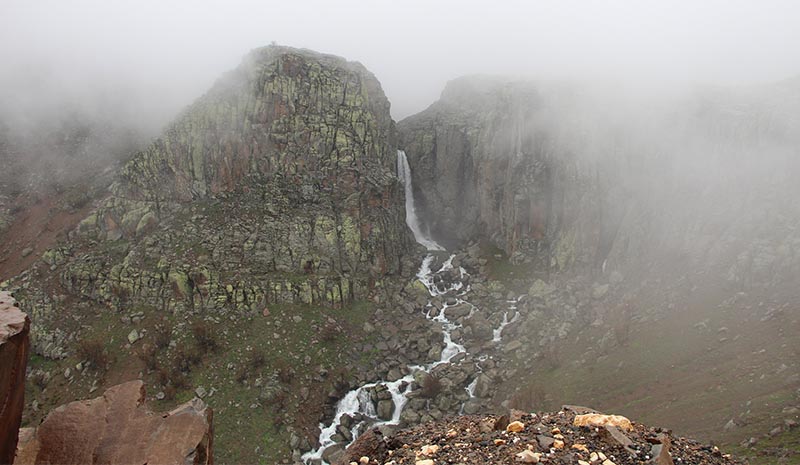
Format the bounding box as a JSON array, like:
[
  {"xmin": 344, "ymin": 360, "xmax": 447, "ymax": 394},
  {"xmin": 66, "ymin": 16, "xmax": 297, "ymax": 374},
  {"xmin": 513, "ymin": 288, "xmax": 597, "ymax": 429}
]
[
  {"xmin": 0, "ymin": 291, "xmax": 29, "ymax": 465},
  {"xmin": 15, "ymin": 380, "xmax": 212, "ymax": 465},
  {"xmin": 98, "ymin": 45, "xmax": 410, "ymax": 276},
  {"xmin": 10, "ymin": 46, "xmax": 413, "ymax": 357}
]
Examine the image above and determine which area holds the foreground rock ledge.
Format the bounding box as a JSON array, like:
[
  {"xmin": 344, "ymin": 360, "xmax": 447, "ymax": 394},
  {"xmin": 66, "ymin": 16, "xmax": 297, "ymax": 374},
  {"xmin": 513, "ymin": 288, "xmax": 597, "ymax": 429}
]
[
  {"xmin": 0, "ymin": 291, "xmax": 30, "ymax": 465},
  {"xmin": 15, "ymin": 380, "xmax": 213, "ymax": 465},
  {"xmin": 338, "ymin": 407, "xmax": 743, "ymax": 465}
]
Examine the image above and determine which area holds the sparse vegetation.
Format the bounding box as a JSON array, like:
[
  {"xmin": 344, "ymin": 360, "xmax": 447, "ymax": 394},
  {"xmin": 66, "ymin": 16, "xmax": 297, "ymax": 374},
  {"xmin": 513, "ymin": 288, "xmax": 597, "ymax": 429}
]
[
  {"xmin": 29, "ymin": 371, "xmax": 48, "ymax": 390},
  {"xmin": 320, "ymin": 319, "xmax": 341, "ymax": 342},
  {"xmin": 153, "ymin": 323, "xmax": 172, "ymax": 349},
  {"xmin": 191, "ymin": 320, "xmax": 218, "ymax": 353},
  {"xmin": 136, "ymin": 344, "xmax": 159, "ymax": 371},
  {"xmin": 173, "ymin": 346, "xmax": 201, "ymax": 374},
  {"xmin": 76, "ymin": 338, "xmax": 109, "ymax": 372},
  {"xmin": 508, "ymin": 383, "xmax": 546, "ymax": 411},
  {"xmin": 419, "ymin": 373, "xmax": 442, "ymax": 399}
]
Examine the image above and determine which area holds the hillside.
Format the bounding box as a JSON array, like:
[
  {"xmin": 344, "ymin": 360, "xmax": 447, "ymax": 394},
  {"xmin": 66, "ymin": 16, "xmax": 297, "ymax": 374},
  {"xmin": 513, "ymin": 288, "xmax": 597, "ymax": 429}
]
[{"xmin": 3, "ymin": 45, "xmax": 417, "ymax": 464}]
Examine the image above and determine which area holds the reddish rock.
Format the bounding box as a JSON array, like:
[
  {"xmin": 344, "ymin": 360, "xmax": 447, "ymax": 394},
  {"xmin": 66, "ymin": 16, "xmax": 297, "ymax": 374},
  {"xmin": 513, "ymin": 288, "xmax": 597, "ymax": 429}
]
[
  {"xmin": 0, "ymin": 291, "xmax": 29, "ymax": 465},
  {"xmin": 17, "ymin": 380, "xmax": 212, "ymax": 465},
  {"xmin": 337, "ymin": 429, "xmax": 387, "ymax": 465}
]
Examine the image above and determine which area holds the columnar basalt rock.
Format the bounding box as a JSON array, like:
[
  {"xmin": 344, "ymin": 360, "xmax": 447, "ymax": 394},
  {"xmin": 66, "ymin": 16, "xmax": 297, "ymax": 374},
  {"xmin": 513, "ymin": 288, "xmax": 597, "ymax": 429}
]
[
  {"xmin": 398, "ymin": 75, "xmax": 800, "ymax": 281},
  {"xmin": 398, "ymin": 76, "xmax": 609, "ymax": 269},
  {"xmin": 15, "ymin": 380, "xmax": 213, "ymax": 465},
  {"xmin": 9, "ymin": 46, "xmax": 414, "ymax": 358},
  {"xmin": 0, "ymin": 291, "xmax": 29, "ymax": 465}
]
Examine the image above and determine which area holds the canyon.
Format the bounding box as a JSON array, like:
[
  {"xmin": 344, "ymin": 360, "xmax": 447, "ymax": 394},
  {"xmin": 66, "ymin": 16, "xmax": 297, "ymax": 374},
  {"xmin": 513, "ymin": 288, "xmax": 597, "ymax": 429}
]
[{"xmin": 0, "ymin": 46, "xmax": 798, "ymax": 464}]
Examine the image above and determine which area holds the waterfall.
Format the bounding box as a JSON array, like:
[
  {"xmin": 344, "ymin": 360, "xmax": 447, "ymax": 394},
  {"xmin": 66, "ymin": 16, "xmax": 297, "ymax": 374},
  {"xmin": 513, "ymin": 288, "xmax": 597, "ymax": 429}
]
[
  {"xmin": 302, "ymin": 153, "xmax": 519, "ymax": 465},
  {"xmin": 396, "ymin": 150, "xmax": 444, "ymax": 251}
]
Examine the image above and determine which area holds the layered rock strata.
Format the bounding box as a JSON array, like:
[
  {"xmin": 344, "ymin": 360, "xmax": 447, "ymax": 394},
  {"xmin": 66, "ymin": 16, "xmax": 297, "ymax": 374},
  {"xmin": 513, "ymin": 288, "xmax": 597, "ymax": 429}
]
[{"xmin": 9, "ymin": 46, "xmax": 413, "ymax": 358}]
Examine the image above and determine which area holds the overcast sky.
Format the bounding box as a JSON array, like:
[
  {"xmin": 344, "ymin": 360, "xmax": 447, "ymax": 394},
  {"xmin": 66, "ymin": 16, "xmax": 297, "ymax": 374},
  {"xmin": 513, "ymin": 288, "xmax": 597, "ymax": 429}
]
[{"xmin": 1, "ymin": 0, "xmax": 798, "ymax": 126}]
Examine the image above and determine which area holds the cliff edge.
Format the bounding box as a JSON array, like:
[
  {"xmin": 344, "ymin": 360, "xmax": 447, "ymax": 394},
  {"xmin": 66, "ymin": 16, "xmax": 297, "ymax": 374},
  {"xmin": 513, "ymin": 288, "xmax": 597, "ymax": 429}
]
[{"xmin": 0, "ymin": 291, "xmax": 29, "ymax": 465}]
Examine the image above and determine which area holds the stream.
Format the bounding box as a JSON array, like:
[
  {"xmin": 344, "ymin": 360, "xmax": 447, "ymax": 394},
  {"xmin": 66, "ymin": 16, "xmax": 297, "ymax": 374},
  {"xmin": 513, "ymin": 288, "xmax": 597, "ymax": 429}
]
[{"xmin": 301, "ymin": 151, "xmax": 516, "ymax": 464}]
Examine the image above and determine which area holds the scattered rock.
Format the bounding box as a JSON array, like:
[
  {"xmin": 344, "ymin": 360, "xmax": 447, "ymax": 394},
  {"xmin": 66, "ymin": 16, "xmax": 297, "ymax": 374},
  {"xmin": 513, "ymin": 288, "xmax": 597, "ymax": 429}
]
[
  {"xmin": 724, "ymin": 419, "xmax": 737, "ymax": 431},
  {"xmin": 506, "ymin": 421, "xmax": 525, "ymax": 432},
  {"xmin": 339, "ymin": 410, "xmax": 743, "ymax": 464},
  {"xmin": 127, "ymin": 329, "xmax": 140, "ymax": 344},
  {"xmin": 419, "ymin": 444, "xmax": 439, "ymax": 456},
  {"xmin": 515, "ymin": 450, "xmax": 541, "ymax": 462}
]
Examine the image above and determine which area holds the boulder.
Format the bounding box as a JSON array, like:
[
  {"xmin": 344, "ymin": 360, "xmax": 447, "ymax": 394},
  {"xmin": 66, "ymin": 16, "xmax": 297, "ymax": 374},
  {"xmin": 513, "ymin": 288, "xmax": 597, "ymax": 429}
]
[
  {"xmin": 574, "ymin": 413, "xmax": 633, "ymax": 431},
  {"xmin": 337, "ymin": 429, "xmax": 387, "ymax": 465},
  {"xmin": 0, "ymin": 291, "xmax": 30, "ymax": 465},
  {"xmin": 376, "ymin": 399, "xmax": 395, "ymax": 421},
  {"xmin": 16, "ymin": 380, "xmax": 212, "ymax": 465}
]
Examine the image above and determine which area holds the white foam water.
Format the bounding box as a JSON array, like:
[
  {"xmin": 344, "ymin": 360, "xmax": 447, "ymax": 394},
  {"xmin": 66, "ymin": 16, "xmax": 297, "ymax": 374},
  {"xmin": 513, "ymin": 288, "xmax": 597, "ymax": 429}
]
[
  {"xmin": 396, "ymin": 150, "xmax": 445, "ymax": 251},
  {"xmin": 303, "ymin": 152, "xmax": 456, "ymax": 464},
  {"xmin": 302, "ymin": 255, "xmax": 468, "ymax": 464},
  {"xmin": 492, "ymin": 297, "xmax": 522, "ymax": 343}
]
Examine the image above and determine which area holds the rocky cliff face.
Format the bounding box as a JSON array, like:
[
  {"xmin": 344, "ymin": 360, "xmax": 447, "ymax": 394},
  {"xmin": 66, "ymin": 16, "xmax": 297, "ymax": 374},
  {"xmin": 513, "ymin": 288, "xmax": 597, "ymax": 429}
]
[
  {"xmin": 398, "ymin": 76, "xmax": 610, "ymax": 270},
  {"xmin": 0, "ymin": 291, "xmax": 29, "ymax": 465},
  {"xmin": 8, "ymin": 46, "xmax": 413, "ymax": 359},
  {"xmin": 399, "ymin": 76, "xmax": 800, "ymax": 282},
  {"xmin": 15, "ymin": 380, "xmax": 212, "ymax": 465},
  {"xmin": 2, "ymin": 46, "xmax": 417, "ymax": 464}
]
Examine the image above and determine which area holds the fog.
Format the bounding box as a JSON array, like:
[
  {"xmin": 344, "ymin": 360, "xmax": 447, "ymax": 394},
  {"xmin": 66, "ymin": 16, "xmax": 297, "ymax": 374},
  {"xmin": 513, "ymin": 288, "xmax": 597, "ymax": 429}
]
[
  {"xmin": 2, "ymin": 2, "xmax": 800, "ymax": 460},
  {"xmin": 2, "ymin": 0, "xmax": 799, "ymax": 128}
]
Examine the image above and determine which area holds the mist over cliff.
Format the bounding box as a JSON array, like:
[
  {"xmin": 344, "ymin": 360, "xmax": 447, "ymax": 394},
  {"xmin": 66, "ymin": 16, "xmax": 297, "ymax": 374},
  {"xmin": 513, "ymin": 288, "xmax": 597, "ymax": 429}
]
[{"xmin": 1, "ymin": 2, "xmax": 800, "ymax": 465}]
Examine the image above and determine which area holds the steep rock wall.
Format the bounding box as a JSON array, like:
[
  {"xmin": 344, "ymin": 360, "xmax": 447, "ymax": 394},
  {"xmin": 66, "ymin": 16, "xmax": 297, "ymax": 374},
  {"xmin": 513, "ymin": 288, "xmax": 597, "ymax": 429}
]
[
  {"xmin": 399, "ymin": 76, "xmax": 611, "ymax": 269},
  {"xmin": 0, "ymin": 291, "xmax": 29, "ymax": 465},
  {"xmin": 399, "ymin": 76, "xmax": 800, "ymax": 283},
  {"xmin": 7, "ymin": 46, "xmax": 413, "ymax": 359}
]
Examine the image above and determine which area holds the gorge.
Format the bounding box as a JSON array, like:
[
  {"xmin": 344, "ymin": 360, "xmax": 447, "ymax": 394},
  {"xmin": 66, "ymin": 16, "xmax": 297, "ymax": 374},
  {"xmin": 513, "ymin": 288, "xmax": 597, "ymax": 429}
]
[{"xmin": 0, "ymin": 45, "xmax": 798, "ymax": 465}]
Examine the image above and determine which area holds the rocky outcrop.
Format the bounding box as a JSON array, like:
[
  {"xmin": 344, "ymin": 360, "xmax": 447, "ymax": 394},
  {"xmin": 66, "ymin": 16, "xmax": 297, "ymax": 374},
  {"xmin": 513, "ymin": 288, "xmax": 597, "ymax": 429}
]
[
  {"xmin": 9, "ymin": 46, "xmax": 413, "ymax": 358},
  {"xmin": 15, "ymin": 380, "xmax": 212, "ymax": 465},
  {"xmin": 0, "ymin": 291, "xmax": 29, "ymax": 465},
  {"xmin": 399, "ymin": 75, "xmax": 800, "ymax": 283},
  {"xmin": 398, "ymin": 76, "xmax": 611, "ymax": 269},
  {"xmin": 80, "ymin": 46, "xmax": 407, "ymax": 266},
  {"xmin": 339, "ymin": 408, "xmax": 742, "ymax": 464}
]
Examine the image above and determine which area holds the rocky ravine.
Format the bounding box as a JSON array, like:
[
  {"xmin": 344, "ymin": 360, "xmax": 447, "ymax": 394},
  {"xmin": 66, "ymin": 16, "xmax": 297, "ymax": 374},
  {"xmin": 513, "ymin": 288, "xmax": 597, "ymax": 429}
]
[
  {"xmin": 1, "ymin": 45, "xmax": 419, "ymax": 464},
  {"xmin": 1, "ymin": 46, "xmax": 797, "ymax": 465}
]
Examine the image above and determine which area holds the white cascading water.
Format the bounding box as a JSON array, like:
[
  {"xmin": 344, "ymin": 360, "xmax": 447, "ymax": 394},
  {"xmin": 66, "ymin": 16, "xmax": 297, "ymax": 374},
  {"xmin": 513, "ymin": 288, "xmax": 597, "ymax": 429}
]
[
  {"xmin": 492, "ymin": 297, "xmax": 522, "ymax": 343},
  {"xmin": 396, "ymin": 150, "xmax": 445, "ymax": 251},
  {"xmin": 302, "ymin": 150, "xmax": 513, "ymax": 464}
]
